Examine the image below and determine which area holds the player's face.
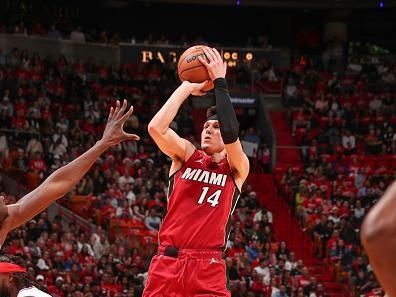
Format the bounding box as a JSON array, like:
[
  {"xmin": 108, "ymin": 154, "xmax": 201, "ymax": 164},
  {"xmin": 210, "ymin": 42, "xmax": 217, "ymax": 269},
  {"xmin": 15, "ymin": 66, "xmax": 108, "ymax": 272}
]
[
  {"xmin": 0, "ymin": 273, "xmax": 11, "ymax": 296},
  {"xmin": 201, "ymin": 120, "xmax": 225, "ymax": 155}
]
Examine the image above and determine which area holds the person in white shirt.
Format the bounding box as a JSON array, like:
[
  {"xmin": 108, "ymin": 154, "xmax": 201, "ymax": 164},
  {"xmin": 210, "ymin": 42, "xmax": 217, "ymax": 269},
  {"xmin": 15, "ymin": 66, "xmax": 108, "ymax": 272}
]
[
  {"xmin": 253, "ymin": 206, "xmax": 273, "ymax": 224},
  {"xmin": 69, "ymin": 26, "xmax": 86, "ymax": 43},
  {"xmin": 342, "ymin": 130, "xmax": 356, "ymax": 154},
  {"xmin": 253, "ymin": 259, "xmax": 270, "ymax": 280},
  {"xmin": 314, "ymin": 95, "xmax": 328, "ymax": 115},
  {"xmin": 93, "ymin": 234, "xmax": 110, "ymax": 260},
  {"xmin": 328, "ymin": 207, "xmax": 341, "ymax": 225},
  {"xmin": 285, "ymin": 78, "xmax": 297, "ymax": 99},
  {"xmin": 0, "ymin": 255, "xmax": 52, "ymax": 297},
  {"xmin": 369, "ymin": 96, "xmax": 382, "ymax": 113},
  {"xmin": 26, "ymin": 136, "xmax": 44, "ymax": 156},
  {"xmin": 118, "ymin": 171, "xmax": 135, "ymax": 191},
  {"xmin": 263, "ymin": 266, "xmax": 273, "ymax": 285},
  {"xmin": 270, "ymin": 279, "xmax": 280, "ymax": 297},
  {"xmin": 124, "ymin": 183, "xmax": 136, "ymax": 205},
  {"xmin": 116, "ymin": 200, "xmax": 133, "ymax": 218},
  {"xmin": 354, "ymin": 200, "xmax": 365, "ymax": 225},
  {"xmin": 284, "ymin": 251, "xmax": 298, "ymax": 272}
]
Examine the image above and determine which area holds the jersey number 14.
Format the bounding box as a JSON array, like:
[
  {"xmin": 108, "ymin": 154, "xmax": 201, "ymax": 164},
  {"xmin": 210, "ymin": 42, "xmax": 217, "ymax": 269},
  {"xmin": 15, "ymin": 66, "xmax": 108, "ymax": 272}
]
[{"xmin": 197, "ymin": 187, "xmax": 222, "ymax": 207}]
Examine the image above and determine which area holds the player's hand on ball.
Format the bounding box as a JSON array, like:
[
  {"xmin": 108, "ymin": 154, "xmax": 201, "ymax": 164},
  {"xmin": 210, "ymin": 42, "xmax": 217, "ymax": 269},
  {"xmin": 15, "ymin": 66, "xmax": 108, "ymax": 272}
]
[
  {"xmin": 184, "ymin": 80, "xmax": 210, "ymax": 96},
  {"xmin": 198, "ymin": 47, "xmax": 227, "ymax": 80},
  {"xmin": 101, "ymin": 99, "xmax": 140, "ymax": 147}
]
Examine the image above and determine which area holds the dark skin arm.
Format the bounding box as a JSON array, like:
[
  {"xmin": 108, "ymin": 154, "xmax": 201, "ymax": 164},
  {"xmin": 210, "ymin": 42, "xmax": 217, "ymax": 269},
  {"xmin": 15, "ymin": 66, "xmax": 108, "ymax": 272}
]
[
  {"xmin": 361, "ymin": 182, "xmax": 396, "ymax": 297},
  {"xmin": 0, "ymin": 100, "xmax": 139, "ymax": 248}
]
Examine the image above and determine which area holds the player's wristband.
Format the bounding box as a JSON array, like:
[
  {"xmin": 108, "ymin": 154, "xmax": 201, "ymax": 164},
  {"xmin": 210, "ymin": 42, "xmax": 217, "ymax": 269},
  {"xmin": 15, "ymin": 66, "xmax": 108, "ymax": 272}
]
[{"xmin": 214, "ymin": 78, "xmax": 239, "ymax": 144}]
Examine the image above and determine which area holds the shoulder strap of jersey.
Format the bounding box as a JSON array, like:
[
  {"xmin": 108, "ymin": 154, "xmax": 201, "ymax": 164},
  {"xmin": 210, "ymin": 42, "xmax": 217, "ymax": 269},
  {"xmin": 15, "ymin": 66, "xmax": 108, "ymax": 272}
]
[
  {"xmin": 169, "ymin": 149, "xmax": 200, "ymax": 180},
  {"xmin": 183, "ymin": 149, "xmax": 202, "ymax": 167}
]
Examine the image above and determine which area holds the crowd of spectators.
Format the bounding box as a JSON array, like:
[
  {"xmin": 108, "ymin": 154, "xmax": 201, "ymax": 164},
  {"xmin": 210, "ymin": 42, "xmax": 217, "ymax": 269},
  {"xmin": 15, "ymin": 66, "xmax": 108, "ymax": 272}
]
[
  {"xmin": 0, "ymin": 3, "xmax": 271, "ymax": 48},
  {"xmin": 0, "ymin": 47, "xmax": 324, "ymax": 297},
  {"xmin": 1, "ymin": 2, "xmax": 159, "ymax": 45},
  {"xmin": 2, "ymin": 20, "xmax": 178, "ymax": 46},
  {"xmin": 278, "ymin": 55, "xmax": 395, "ymax": 296},
  {"xmin": 2, "ymin": 3, "xmax": 395, "ymax": 296}
]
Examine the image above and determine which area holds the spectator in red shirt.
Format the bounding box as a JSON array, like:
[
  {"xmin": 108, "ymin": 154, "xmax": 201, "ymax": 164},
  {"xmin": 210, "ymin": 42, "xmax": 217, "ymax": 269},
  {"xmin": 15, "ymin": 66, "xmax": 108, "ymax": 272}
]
[
  {"xmin": 8, "ymin": 236, "xmax": 24, "ymax": 255},
  {"xmin": 47, "ymin": 276, "xmax": 65, "ymax": 297},
  {"xmin": 98, "ymin": 60, "xmax": 109, "ymax": 81},
  {"xmin": 31, "ymin": 23, "xmax": 47, "ymax": 36},
  {"xmin": 29, "ymin": 152, "xmax": 47, "ymax": 173},
  {"xmin": 79, "ymin": 245, "xmax": 95, "ymax": 265},
  {"xmin": 101, "ymin": 272, "xmax": 122, "ymax": 295},
  {"xmin": 136, "ymin": 145, "xmax": 149, "ymax": 160},
  {"xmin": 228, "ymin": 238, "xmax": 246, "ymax": 259},
  {"xmin": 292, "ymin": 107, "xmax": 311, "ymax": 134},
  {"xmin": 250, "ymin": 269, "xmax": 265, "ymax": 293},
  {"xmin": 326, "ymin": 229, "xmax": 340, "ymax": 256},
  {"xmin": 11, "ymin": 109, "xmax": 28, "ymax": 129}
]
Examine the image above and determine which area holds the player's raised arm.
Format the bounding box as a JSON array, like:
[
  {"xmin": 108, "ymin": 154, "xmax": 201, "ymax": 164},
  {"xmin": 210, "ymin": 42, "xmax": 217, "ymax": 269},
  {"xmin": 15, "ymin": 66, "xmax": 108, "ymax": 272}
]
[
  {"xmin": 148, "ymin": 80, "xmax": 208, "ymax": 162},
  {"xmin": 0, "ymin": 100, "xmax": 139, "ymax": 243},
  {"xmin": 361, "ymin": 181, "xmax": 396, "ymax": 297},
  {"xmin": 198, "ymin": 47, "xmax": 249, "ymax": 186}
]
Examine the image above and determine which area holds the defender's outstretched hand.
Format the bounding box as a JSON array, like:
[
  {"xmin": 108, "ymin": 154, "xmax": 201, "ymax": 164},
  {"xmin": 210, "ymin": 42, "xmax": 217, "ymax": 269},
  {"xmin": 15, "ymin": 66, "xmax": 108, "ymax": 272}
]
[
  {"xmin": 0, "ymin": 99, "xmax": 140, "ymax": 248},
  {"xmin": 101, "ymin": 99, "xmax": 140, "ymax": 147}
]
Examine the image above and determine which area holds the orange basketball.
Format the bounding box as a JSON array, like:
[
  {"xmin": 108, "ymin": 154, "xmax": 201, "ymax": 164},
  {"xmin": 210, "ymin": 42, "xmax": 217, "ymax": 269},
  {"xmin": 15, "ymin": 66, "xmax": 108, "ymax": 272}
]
[{"xmin": 177, "ymin": 45, "xmax": 214, "ymax": 91}]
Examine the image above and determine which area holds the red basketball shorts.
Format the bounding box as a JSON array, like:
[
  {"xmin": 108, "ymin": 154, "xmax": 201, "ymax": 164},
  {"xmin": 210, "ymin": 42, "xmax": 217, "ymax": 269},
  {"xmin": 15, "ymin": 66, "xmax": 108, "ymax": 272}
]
[{"xmin": 142, "ymin": 246, "xmax": 230, "ymax": 297}]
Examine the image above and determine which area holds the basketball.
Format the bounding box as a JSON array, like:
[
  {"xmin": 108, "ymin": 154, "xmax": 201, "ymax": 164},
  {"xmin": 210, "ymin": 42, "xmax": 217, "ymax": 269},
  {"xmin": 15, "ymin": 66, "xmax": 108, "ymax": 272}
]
[{"xmin": 177, "ymin": 45, "xmax": 214, "ymax": 91}]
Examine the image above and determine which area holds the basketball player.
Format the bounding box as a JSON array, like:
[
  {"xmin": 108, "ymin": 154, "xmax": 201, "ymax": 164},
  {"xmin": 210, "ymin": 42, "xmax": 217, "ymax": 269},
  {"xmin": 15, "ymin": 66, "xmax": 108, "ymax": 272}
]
[
  {"xmin": 0, "ymin": 100, "xmax": 139, "ymax": 248},
  {"xmin": 0, "ymin": 255, "xmax": 51, "ymax": 297},
  {"xmin": 144, "ymin": 47, "xmax": 249, "ymax": 296},
  {"xmin": 361, "ymin": 181, "xmax": 396, "ymax": 297}
]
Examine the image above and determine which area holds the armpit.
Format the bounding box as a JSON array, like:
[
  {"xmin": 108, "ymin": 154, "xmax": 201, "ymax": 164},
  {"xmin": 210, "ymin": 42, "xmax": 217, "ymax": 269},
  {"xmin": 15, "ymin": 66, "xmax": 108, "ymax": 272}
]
[{"xmin": 0, "ymin": 204, "xmax": 9, "ymax": 226}]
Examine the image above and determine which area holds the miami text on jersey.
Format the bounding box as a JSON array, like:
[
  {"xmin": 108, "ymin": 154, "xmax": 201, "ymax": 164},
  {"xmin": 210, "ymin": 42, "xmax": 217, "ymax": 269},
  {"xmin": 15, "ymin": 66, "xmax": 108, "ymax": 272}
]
[{"xmin": 181, "ymin": 168, "xmax": 227, "ymax": 187}]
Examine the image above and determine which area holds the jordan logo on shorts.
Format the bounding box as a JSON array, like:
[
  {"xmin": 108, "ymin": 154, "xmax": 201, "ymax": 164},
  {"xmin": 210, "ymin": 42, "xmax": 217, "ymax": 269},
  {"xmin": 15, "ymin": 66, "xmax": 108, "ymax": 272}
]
[{"xmin": 209, "ymin": 258, "xmax": 220, "ymax": 264}]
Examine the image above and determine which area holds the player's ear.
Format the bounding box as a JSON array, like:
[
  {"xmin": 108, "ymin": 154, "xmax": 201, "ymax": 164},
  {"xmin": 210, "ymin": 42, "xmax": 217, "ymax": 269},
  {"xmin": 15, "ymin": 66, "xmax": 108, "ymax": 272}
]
[{"xmin": 8, "ymin": 272, "xmax": 13, "ymax": 283}]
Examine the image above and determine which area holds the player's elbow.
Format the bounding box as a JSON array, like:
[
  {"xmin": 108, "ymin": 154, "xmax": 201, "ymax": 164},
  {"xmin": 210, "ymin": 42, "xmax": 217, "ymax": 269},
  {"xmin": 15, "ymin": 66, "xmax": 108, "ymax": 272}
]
[
  {"xmin": 360, "ymin": 216, "xmax": 379, "ymax": 248},
  {"xmin": 148, "ymin": 121, "xmax": 162, "ymax": 137},
  {"xmin": 361, "ymin": 208, "xmax": 394, "ymax": 250}
]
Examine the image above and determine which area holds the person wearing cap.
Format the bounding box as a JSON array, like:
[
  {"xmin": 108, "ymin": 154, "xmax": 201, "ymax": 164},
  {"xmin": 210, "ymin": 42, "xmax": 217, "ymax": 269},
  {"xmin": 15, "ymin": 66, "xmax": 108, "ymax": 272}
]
[
  {"xmin": 35, "ymin": 275, "xmax": 44, "ymax": 283},
  {"xmin": 0, "ymin": 100, "xmax": 140, "ymax": 248},
  {"xmin": 46, "ymin": 277, "xmax": 63, "ymax": 297},
  {"xmin": 0, "ymin": 254, "xmax": 51, "ymax": 297}
]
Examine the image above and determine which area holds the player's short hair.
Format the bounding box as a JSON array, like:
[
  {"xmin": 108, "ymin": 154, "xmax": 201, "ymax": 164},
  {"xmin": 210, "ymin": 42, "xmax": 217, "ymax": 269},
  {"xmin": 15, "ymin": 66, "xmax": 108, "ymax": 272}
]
[{"xmin": 206, "ymin": 106, "xmax": 218, "ymax": 121}]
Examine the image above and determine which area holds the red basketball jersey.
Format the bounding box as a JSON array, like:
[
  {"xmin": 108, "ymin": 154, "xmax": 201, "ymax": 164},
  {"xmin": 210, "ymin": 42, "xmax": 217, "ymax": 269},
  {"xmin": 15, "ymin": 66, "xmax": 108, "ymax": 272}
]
[{"xmin": 159, "ymin": 149, "xmax": 240, "ymax": 250}]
